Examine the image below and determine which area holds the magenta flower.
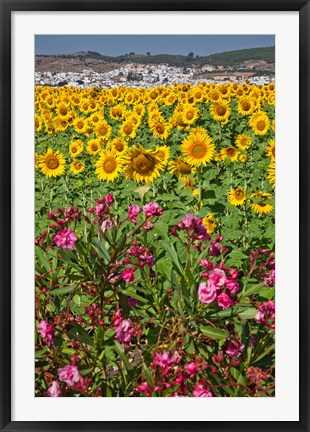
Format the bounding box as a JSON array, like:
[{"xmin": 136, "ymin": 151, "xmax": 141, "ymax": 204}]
[
  {"xmin": 224, "ymin": 340, "xmax": 245, "ymax": 357},
  {"xmin": 193, "ymin": 383, "xmax": 212, "ymax": 397},
  {"xmin": 58, "ymin": 365, "xmax": 80, "ymax": 387},
  {"xmin": 198, "ymin": 282, "xmax": 216, "ymax": 304},
  {"xmin": 128, "ymin": 204, "xmax": 141, "ymax": 223},
  {"xmin": 105, "ymin": 193, "xmax": 114, "ymax": 205},
  {"xmin": 54, "ymin": 228, "xmax": 77, "ymax": 249},
  {"xmin": 115, "ymin": 319, "xmax": 133, "ymax": 343},
  {"xmin": 182, "ymin": 214, "xmax": 196, "ymax": 229},
  {"xmin": 37, "ymin": 320, "xmax": 54, "ymax": 346},
  {"xmin": 122, "ymin": 268, "xmax": 135, "ymax": 282},
  {"xmin": 208, "ymin": 268, "xmax": 227, "ymax": 290},
  {"xmin": 225, "ymin": 278, "xmax": 240, "ymax": 294},
  {"xmin": 184, "ymin": 362, "xmax": 198, "ymax": 377},
  {"xmin": 46, "ymin": 381, "xmax": 62, "ymax": 397},
  {"xmin": 255, "ymin": 300, "xmax": 275, "ymax": 327},
  {"xmin": 143, "ymin": 202, "xmax": 163, "ymax": 217},
  {"xmin": 101, "ymin": 219, "xmax": 113, "ymax": 233},
  {"xmin": 217, "ymin": 292, "xmax": 234, "ymax": 309}
]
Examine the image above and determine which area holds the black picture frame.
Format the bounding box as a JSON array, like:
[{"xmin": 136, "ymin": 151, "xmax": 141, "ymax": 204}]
[{"xmin": 1, "ymin": 1, "xmax": 309, "ymax": 431}]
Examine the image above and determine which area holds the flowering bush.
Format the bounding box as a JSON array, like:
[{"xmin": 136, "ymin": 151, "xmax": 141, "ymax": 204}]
[{"xmin": 35, "ymin": 195, "xmax": 275, "ymax": 397}]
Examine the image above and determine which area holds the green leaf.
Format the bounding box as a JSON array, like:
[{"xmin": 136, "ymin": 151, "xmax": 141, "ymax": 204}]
[
  {"xmin": 49, "ymin": 285, "xmax": 76, "ymax": 296},
  {"xmin": 238, "ymin": 308, "xmax": 257, "ymax": 320},
  {"xmin": 114, "ymin": 340, "xmax": 133, "ymax": 371},
  {"xmin": 200, "ymin": 325, "xmax": 228, "ymax": 340},
  {"xmin": 68, "ymin": 322, "xmax": 94, "ymax": 347},
  {"xmin": 160, "ymin": 241, "xmax": 184, "ymax": 277},
  {"xmin": 94, "ymin": 238, "xmax": 110, "ymax": 264},
  {"xmin": 240, "ymin": 282, "xmax": 265, "ymax": 298}
]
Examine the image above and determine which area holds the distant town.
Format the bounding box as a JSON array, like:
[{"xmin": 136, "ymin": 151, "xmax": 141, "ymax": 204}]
[{"xmin": 35, "ymin": 47, "xmax": 275, "ymax": 88}]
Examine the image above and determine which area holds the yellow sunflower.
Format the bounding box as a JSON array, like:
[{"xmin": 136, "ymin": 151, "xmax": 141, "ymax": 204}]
[
  {"xmin": 150, "ymin": 119, "xmax": 169, "ymax": 140},
  {"xmin": 38, "ymin": 148, "xmax": 66, "ymax": 178},
  {"xmin": 73, "ymin": 117, "xmax": 88, "ymax": 134},
  {"xmin": 95, "ymin": 150, "xmax": 123, "ymax": 182},
  {"xmin": 109, "ymin": 137, "xmax": 128, "ymax": 155},
  {"xmin": 266, "ymin": 139, "xmax": 275, "ymax": 161},
  {"xmin": 153, "ymin": 145, "xmax": 170, "ymax": 165},
  {"xmin": 95, "ymin": 121, "xmax": 112, "ymax": 141},
  {"xmin": 202, "ymin": 213, "xmax": 217, "ymax": 234},
  {"xmin": 169, "ymin": 157, "xmax": 196, "ymax": 176},
  {"xmin": 237, "ymin": 96, "xmax": 255, "ymax": 116},
  {"xmin": 235, "ymin": 134, "xmax": 252, "ymax": 150},
  {"xmin": 228, "ymin": 187, "xmax": 246, "ymax": 206},
  {"xmin": 122, "ymin": 145, "xmax": 163, "ymax": 183},
  {"xmin": 56, "ymin": 103, "xmax": 71, "ymax": 120},
  {"xmin": 69, "ymin": 140, "xmax": 83, "ymax": 158},
  {"xmin": 250, "ymin": 192, "xmax": 273, "ymax": 214},
  {"xmin": 87, "ymin": 138, "xmax": 102, "ymax": 156},
  {"xmin": 181, "ymin": 127, "xmax": 215, "ymax": 167},
  {"xmin": 119, "ymin": 120, "xmax": 137, "ymax": 139},
  {"xmin": 70, "ymin": 159, "xmax": 85, "ymax": 175},
  {"xmin": 238, "ymin": 154, "xmax": 248, "ymax": 163},
  {"xmin": 181, "ymin": 104, "xmax": 199, "ymax": 125},
  {"xmin": 220, "ymin": 146, "xmax": 239, "ymax": 162},
  {"xmin": 210, "ymin": 100, "xmax": 231, "ymax": 122},
  {"xmin": 249, "ymin": 111, "xmax": 270, "ymax": 135}
]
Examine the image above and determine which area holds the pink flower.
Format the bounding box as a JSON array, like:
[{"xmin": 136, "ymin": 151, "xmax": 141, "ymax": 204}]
[
  {"xmin": 193, "ymin": 383, "xmax": 212, "ymax": 397},
  {"xmin": 54, "ymin": 228, "xmax": 77, "ymax": 249},
  {"xmin": 208, "ymin": 268, "xmax": 227, "ymax": 289},
  {"xmin": 143, "ymin": 202, "xmax": 163, "ymax": 217},
  {"xmin": 255, "ymin": 300, "xmax": 275, "ymax": 327},
  {"xmin": 184, "ymin": 362, "xmax": 197, "ymax": 377},
  {"xmin": 217, "ymin": 292, "xmax": 234, "ymax": 309},
  {"xmin": 105, "ymin": 193, "xmax": 114, "ymax": 205},
  {"xmin": 154, "ymin": 352, "xmax": 174, "ymax": 371},
  {"xmin": 115, "ymin": 319, "xmax": 133, "ymax": 343},
  {"xmin": 128, "ymin": 204, "xmax": 141, "ymax": 223},
  {"xmin": 121, "ymin": 268, "xmax": 135, "ymax": 282},
  {"xmin": 209, "ymin": 241, "xmax": 221, "ymax": 256},
  {"xmin": 198, "ymin": 282, "xmax": 216, "ymax": 304},
  {"xmin": 182, "ymin": 214, "xmax": 196, "ymax": 228},
  {"xmin": 101, "ymin": 219, "xmax": 113, "ymax": 233},
  {"xmin": 37, "ymin": 320, "xmax": 54, "ymax": 346},
  {"xmin": 225, "ymin": 278, "xmax": 240, "ymax": 294},
  {"xmin": 46, "ymin": 381, "xmax": 62, "ymax": 397},
  {"xmin": 224, "ymin": 340, "xmax": 245, "ymax": 357},
  {"xmin": 58, "ymin": 365, "xmax": 80, "ymax": 387}
]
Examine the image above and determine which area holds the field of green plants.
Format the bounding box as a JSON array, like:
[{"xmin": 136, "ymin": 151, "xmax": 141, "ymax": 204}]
[{"xmin": 35, "ymin": 81, "xmax": 275, "ymax": 397}]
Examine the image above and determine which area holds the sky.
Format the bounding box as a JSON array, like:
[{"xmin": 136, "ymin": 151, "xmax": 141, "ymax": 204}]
[{"xmin": 35, "ymin": 35, "xmax": 275, "ymax": 57}]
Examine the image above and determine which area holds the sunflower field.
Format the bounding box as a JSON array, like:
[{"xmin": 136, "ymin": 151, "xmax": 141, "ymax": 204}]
[{"xmin": 35, "ymin": 81, "xmax": 275, "ymax": 397}]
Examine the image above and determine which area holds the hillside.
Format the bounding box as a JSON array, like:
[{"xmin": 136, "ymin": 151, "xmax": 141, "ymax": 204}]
[{"xmin": 35, "ymin": 46, "xmax": 275, "ymax": 73}]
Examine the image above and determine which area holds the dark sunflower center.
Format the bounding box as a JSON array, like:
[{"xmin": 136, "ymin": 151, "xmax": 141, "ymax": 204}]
[
  {"xmin": 178, "ymin": 161, "xmax": 192, "ymax": 175},
  {"xmin": 186, "ymin": 111, "xmax": 194, "ymax": 120},
  {"xmin": 155, "ymin": 124, "xmax": 165, "ymax": 134},
  {"xmin": 236, "ymin": 190, "xmax": 244, "ymax": 198},
  {"xmin": 47, "ymin": 157, "xmax": 59, "ymax": 170},
  {"xmin": 133, "ymin": 154, "xmax": 155, "ymax": 173},
  {"xmin": 98, "ymin": 126, "xmax": 108, "ymax": 136},
  {"xmin": 216, "ymin": 105, "xmax": 226, "ymax": 116},
  {"xmin": 91, "ymin": 144, "xmax": 98, "ymax": 151},
  {"xmin": 257, "ymin": 120, "xmax": 266, "ymax": 131},
  {"xmin": 227, "ymin": 148, "xmax": 236, "ymax": 157},
  {"xmin": 192, "ymin": 143, "xmax": 206, "ymax": 158},
  {"xmin": 242, "ymin": 101, "xmax": 251, "ymax": 111},
  {"xmin": 124, "ymin": 123, "xmax": 133, "ymax": 135},
  {"xmin": 77, "ymin": 121, "xmax": 84, "ymax": 129},
  {"xmin": 59, "ymin": 107, "xmax": 68, "ymax": 116},
  {"xmin": 103, "ymin": 158, "xmax": 117, "ymax": 173}
]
